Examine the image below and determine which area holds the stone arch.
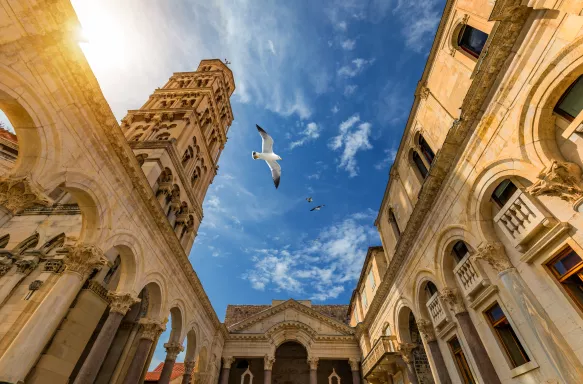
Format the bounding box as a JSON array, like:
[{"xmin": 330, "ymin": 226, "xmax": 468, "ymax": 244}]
[
  {"xmin": 39, "ymin": 232, "xmax": 65, "ymax": 255},
  {"xmin": 413, "ymin": 270, "xmax": 443, "ymax": 322},
  {"xmin": 101, "ymin": 237, "xmax": 140, "ymax": 294},
  {"xmin": 137, "ymin": 275, "xmax": 165, "ymax": 320},
  {"xmin": 394, "ymin": 299, "xmax": 416, "ymax": 343},
  {"xmin": 13, "ymin": 231, "xmax": 39, "ymax": 255},
  {"xmin": 184, "ymin": 325, "xmax": 199, "ymax": 362},
  {"xmin": 194, "ymin": 344, "xmax": 209, "ymax": 376},
  {"xmin": 519, "ymin": 35, "xmax": 583, "ymax": 168},
  {"xmin": 0, "ymin": 64, "xmax": 60, "ymax": 178},
  {"xmin": 434, "ymin": 225, "xmax": 481, "ymax": 288},
  {"xmin": 265, "ymin": 321, "xmax": 316, "ymax": 356},
  {"xmin": 167, "ymin": 299, "xmax": 186, "ymax": 343}
]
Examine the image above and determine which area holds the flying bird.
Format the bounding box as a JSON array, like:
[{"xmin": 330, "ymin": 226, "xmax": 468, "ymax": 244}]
[
  {"xmin": 252, "ymin": 125, "xmax": 282, "ymax": 189},
  {"xmin": 310, "ymin": 205, "xmax": 325, "ymax": 211},
  {"xmin": 306, "ymin": 197, "xmax": 313, "ymax": 203},
  {"xmin": 224, "ymin": 58, "xmax": 231, "ymax": 65}
]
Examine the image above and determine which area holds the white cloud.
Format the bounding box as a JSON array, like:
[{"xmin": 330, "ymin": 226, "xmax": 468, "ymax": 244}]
[
  {"xmin": 375, "ymin": 147, "xmax": 398, "ymax": 170},
  {"xmin": 344, "ymin": 85, "xmax": 357, "ymax": 96},
  {"xmin": 331, "ymin": 105, "xmax": 340, "ymax": 114},
  {"xmin": 329, "ymin": 114, "xmax": 373, "ymax": 177},
  {"xmin": 394, "ymin": 0, "xmax": 441, "ymax": 52},
  {"xmin": 267, "ymin": 39, "xmax": 277, "ymax": 55},
  {"xmin": 337, "ymin": 58, "xmax": 374, "ymax": 78},
  {"xmin": 290, "ymin": 122, "xmax": 321, "ymax": 149},
  {"xmin": 242, "ymin": 212, "xmax": 379, "ymax": 300},
  {"xmin": 341, "ymin": 39, "xmax": 356, "ymax": 50},
  {"xmin": 336, "ymin": 21, "xmax": 348, "ymax": 31}
]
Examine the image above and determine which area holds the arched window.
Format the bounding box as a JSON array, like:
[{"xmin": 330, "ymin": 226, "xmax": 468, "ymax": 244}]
[
  {"xmin": 103, "ymin": 255, "xmax": 121, "ymax": 285},
  {"xmin": 132, "ymin": 133, "xmax": 142, "ymax": 141},
  {"xmin": 412, "ymin": 151, "xmax": 429, "ymax": 179},
  {"xmin": 39, "ymin": 233, "xmax": 65, "ymax": 255},
  {"xmin": 0, "ymin": 234, "xmax": 9, "ymax": 249},
  {"xmin": 13, "ymin": 232, "xmax": 39, "ymax": 255},
  {"xmin": 554, "ymin": 75, "xmax": 583, "ymax": 121},
  {"xmin": 491, "ymin": 179, "xmax": 518, "ymax": 208},
  {"xmin": 156, "ymin": 132, "xmax": 171, "ymax": 141},
  {"xmin": 419, "ymin": 135, "xmax": 435, "ymax": 165},
  {"xmin": 451, "ymin": 241, "xmax": 470, "ymax": 264},
  {"xmin": 457, "ymin": 25, "xmax": 488, "ymax": 58},
  {"xmin": 424, "ymin": 282, "xmax": 438, "ymax": 301},
  {"xmin": 388, "ymin": 208, "xmax": 401, "ymax": 241},
  {"xmin": 182, "ymin": 146, "xmax": 194, "ymax": 166}
]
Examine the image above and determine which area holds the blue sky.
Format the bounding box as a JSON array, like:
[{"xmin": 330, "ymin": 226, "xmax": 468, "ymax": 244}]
[{"xmin": 67, "ymin": 0, "xmax": 445, "ymax": 369}]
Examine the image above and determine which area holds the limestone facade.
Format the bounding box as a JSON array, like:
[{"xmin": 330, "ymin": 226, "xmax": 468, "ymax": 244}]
[{"xmin": 349, "ymin": 1, "xmax": 583, "ymax": 384}]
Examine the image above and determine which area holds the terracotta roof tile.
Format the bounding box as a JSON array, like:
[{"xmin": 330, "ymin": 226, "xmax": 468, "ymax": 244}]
[{"xmin": 145, "ymin": 362, "xmax": 191, "ymax": 382}]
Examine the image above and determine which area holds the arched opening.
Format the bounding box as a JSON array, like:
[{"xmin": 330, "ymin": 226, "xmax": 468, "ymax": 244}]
[
  {"xmin": 13, "ymin": 232, "xmax": 39, "ymax": 255},
  {"xmin": 457, "ymin": 25, "xmax": 488, "ymax": 58},
  {"xmin": 554, "ymin": 75, "xmax": 583, "ymax": 122},
  {"xmin": 418, "ymin": 280, "xmax": 439, "ymax": 324},
  {"xmin": 412, "ymin": 150, "xmax": 429, "ymax": 180},
  {"xmin": 193, "ymin": 346, "xmax": 208, "ymax": 383},
  {"xmin": 388, "ymin": 208, "xmax": 401, "ymax": 242},
  {"xmin": 273, "ymin": 342, "xmax": 309, "ymax": 383},
  {"xmin": 397, "ymin": 307, "xmax": 434, "ymax": 384},
  {"xmin": 491, "ymin": 179, "xmax": 518, "ymax": 209},
  {"xmin": 39, "ymin": 233, "xmax": 65, "ymax": 255},
  {"xmin": 418, "ymin": 135, "xmax": 435, "ymax": 165},
  {"xmin": 0, "ymin": 234, "xmax": 9, "ymax": 248}
]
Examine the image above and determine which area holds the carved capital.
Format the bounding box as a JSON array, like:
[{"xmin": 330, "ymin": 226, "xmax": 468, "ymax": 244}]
[
  {"xmin": 108, "ymin": 292, "xmax": 140, "ymax": 315},
  {"xmin": 139, "ymin": 319, "xmax": 166, "ymax": 341},
  {"xmin": 15, "ymin": 258, "xmax": 37, "ymax": 275},
  {"xmin": 418, "ymin": 86, "xmax": 430, "ymax": 100},
  {"xmin": 440, "ymin": 287, "xmax": 467, "ymax": 315},
  {"xmin": 264, "ymin": 354, "xmax": 275, "ymax": 370},
  {"xmin": 348, "ymin": 358, "xmax": 360, "ymax": 371},
  {"xmin": 398, "ymin": 343, "xmax": 416, "ymax": 364},
  {"xmin": 0, "ymin": 263, "xmax": 11, "ymax": 276},
  {"xmin": 184, "ymin": 360, "xmax": 196, "ymax": 374},
  {"xmin": 0, "ymin": 176, "xmax": 52, "ymax": 215},
  {"xmin": 43, "ymin": 259, "xmax": 64, "ymax": 273},
  {"xmin": 416, "ymin": 319, "xmax": 436, "ymax": 342},
  {"xmin": 526, "ymin": 160, "xmax": 583, "ymax": 205},
  {"xmin": 222, "ymin": 356, "xmax": 235, "ymax": 369},
  {"xmin": 164, "ymin": 342, "xmax": 184, "ymax": 360},
  {"xmin": 307, "ymin": 356, "xmax": 319, "ymax": 370},
  {"xmin": 472, "ymin": 242, "xmax": 513, "ymax": 273},
  {"xmin": 63, "ymin": 245, "xmax": 108, "ymax": 279},
  {"xmin": 28, "ymin": 279, "xmax": 43, "ymax": 291}
]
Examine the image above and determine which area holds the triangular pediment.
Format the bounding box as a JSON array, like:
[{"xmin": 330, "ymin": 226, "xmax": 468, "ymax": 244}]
[{"xmin": 228, "ymin": 299, "xmax": 354, "ymax": 336}]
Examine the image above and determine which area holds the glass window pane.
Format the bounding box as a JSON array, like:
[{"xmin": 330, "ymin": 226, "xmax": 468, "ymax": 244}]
[
  {"xmin": 413, "ymin": 152, "xmax": 429, "ymax": 178},
  {"xmin": 458, "ymin": 26, "xmax": 488, "ymax": 58},
  {"xmin": 562, "ymin": 273, "xmax": 583, "ymax": 309},
  {"xmin": 419, "ymin": 136, "xmax": 435, "ymax": 164},
  {"xmin": 552, "ymin": 249, "xmax": 582, "ymax": 277},
  {"xmin": 495, "ymin": 322, "xmax": 530, "ymax": 367},
  {"xmin": 556, "ymin": 77, "xmax": 583, "ymax": 119},
  {"xmin": 453, "ymin": 241, "xmax": 469, "ymax": 263},
  {"xmin": 486, "ymin": 303, "xmax": 505, "ymax": 323},
  {"xmin": 492, "ymin": 179, "xmax": 517, "ymax": 207}
]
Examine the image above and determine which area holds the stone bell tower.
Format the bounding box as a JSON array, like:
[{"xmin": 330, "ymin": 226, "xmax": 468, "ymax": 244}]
[{"xmin": 119, "ymin": 59, "xmax": 235, "ymax": 250}]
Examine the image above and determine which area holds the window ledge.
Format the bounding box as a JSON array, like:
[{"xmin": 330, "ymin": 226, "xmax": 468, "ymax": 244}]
[{"xmin": 510, "ymin": 360, "xmax": 539, "ymax": 378}]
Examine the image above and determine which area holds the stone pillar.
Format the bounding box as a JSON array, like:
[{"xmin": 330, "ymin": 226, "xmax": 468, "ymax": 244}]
[
  {"xmin": 474, "ymin": 242, "xmax": 583, "ymax": 384},
  {"xmin": 416, "ymin": 319, "xmax": 452, "ymax": 384},
  {"xmin": 124, "ymin": 319, "xmax": 165, "ymax": 384},
  {"xmin": 264, "ymin": 354, "xmax": 275, "ymax": 384},
  {"xmin": 349, "ymin": 358, "xmax": 361, "ymax": 384},
  {"xmin": 0, "ymin": 257, "xmax": 37, "ymax": 305},
  {"xmin": 399, "ymin": 343, "xmax": 418, "ymax": 384},
  {"xmin": 219, "ymin": 356, "xmax": 235, "ymax": 384},
  {"xmin": 0, "ymin": 245, "xmax": 107, "ymax": 383},
  {"xmin": 440, "ymin": 287, "xmax": 501, "ymax": 384},
  {"xmin": 73, "ymin": 292, "xmax": 140, "ymax": 384},
  {"xmin": 182, "ymin": 360, "xmax": 196, "ymax": 384},
  {"xmin": 158, "ymin": 342, "xmax": 185, "ymax": 384},
  {"xmin": 307, "ymin": 356, "xmax": 318, "ymax": 384}
]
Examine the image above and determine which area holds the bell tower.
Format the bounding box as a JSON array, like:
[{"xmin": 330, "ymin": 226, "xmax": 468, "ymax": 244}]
[{"xmin": 120, "ymin": 59, "xmax": 235, "ymax": 251}]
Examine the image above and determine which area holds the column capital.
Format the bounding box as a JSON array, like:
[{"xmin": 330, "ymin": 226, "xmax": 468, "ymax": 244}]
[
  {"xmin": 222, "ymin": 356, "xmax": 235, "ymax": 369},
  {"xmin": 472, "ymin": 242, "xmax": 513, "ymax": 274},
  {"xmin": 0, "ymin": 175, "xmax": 52, "ymax": 215},
  {"xmin": 525, "ymin": 160, "xmax": 583, "ymax": 205},
  {"xmin": 15, "ymin": 257, "xmax": 37, "ymax": 275},
  {"xmin": 440, "ymin": 287, "xmax": 467, "ymax": 315},
  {"xmin": 307, "ymin": 356, "xmax": 319, "ymax": 370},
  {"xmin": 139, "ymin": 319, "xmax": 166, "ymax": 341},
  {"xmin": 348, "ymin": 358, "xmax": 360, "ymax": 371},
  {"xmin": 108, "ymin": 292, "xmax": 140, "ymax": 315},
  {"xmin": 164, "ymin": 342, "xmax": 184, "ymax": 360},
  {"xmin": 415, "ymin": 319, "xmax": 436, "ymax": 342},
  {"xmin": 0, "ymin": 263, "xmax": 11, "ymax": 277},
  {"xmin": 264, "ymin": 354, "xmax": 275, "ymax": 370},
  {"xmin": 63, "ymin": 244, "xmax": 108, "ymax": 279},
  {"xmin": 184, "ymin": 359, "xmax": 196, "ymax": 373},
  {"xmin": 398, "ymin": 343, "xmax": 416, "ymax": 364}
]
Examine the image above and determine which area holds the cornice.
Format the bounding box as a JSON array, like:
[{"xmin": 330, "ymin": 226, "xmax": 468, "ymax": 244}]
[
  {"xmin": 129, "ymin": 140, "xmax": 203, "ymax": 221},
  {"xmin": 228, "ymin": 300, "xmax": 354, "ymax": 336},
  {"xmin": 364, "ymin": 0, "xmax": 531, "ymax": 328},
  {"xmin": 226, "ymin": 333, "xmax": 356, "ymax": 343}
]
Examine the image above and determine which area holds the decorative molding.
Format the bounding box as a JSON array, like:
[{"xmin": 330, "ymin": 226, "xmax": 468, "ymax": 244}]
[
  {"xmin": 0, "ymin": 175, "xmax": 52, "ymax": 215},
  {"xmin": 307, "ymin": 356, "xmax": 319, "ymax": 370},
  {"xmin": 526, "ymin": 161, "xmax": 583, "ymax": 207},
  {"xmin": 440, "ymin": 288, "xmax": 466, "ymax": 315},
  {"xmin": 15, "ymin": 258, "xmax": 37, "ymax": 275},
  {"xmin": 43, "ymin": 259, "xmax": 64, "ymax": 273},
  {"xmin": 83, "ymin": 280, "xmax": 110, "ymax": 303},
  {"xmin": 63, "ymin": 244, "xmax": 108, "ymax": 279},
  {"xmin": 164, "ymin": 341, "xmax": 184, "ymax": 360},
  {"xmin": 264, "ymin": 354, "xmax": 275, "ymax": 370},
  {"xmin": 348, "ymin": 358, "xmax": 360, "ymax": 372},
  {"xmin": 415, "ymin": 319, "xmax": 436, "ymax": 342},
  {"xmin": 222, "ymin": 356, "xmax": 235, "ymax": 369},
  {"xmin": 469, "ymin": 285, "xmax": 499, "ymax": 310},
  {"xmin": 139, "ymin": 319, "xmax": 166, "ymax": 341},
  {"xmin": 398, "ymin": 343, "xmax": 416, "ymax": 364},
  {"xmin": 108, "ymin": 291, "xmax": 140, "ymax": 315},
  {"xmin": 521, "ymin": 222, "xmax": 571, "ymax": 263},
  {"xmin": 18, "ymin": 203, "xmax": 80, "ymax": 216},
  {"xmin": 28, "ymin": 280, "xmax": 43, "ymax": 291},
  {"xmin": 472, "ymin": 242, "xmax": 513, "ymax": 274}
]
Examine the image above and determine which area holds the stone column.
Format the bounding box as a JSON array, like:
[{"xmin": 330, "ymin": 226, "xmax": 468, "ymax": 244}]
[
  {"xmin": 219, "ymin": 356, "xmax": 235, "ymax": 384},
  {"xmin": 0, "ymin": 245, "xmax": 107, "ymax": 383},
  {"xmin": 264, "ymin": 354, "xmax": 275, "ymax": 384},
  {"xmin": 416, "ymin": 319, "xmax": 452, "ymax": 384},
  {"xmin": 474, "ymin": 242, "xmax": 583, "ymax": 384},
  {"xmin": 124, "ymin": 319, "xmax": 166, "ymax": 384},
  {"xmin": 349, "ymin": 358, "xmax": 361, "ymax": 384},
  {"xmin": 181, "ymin": 360, "xmax": 196, "ymax": 384},
  {"xmin": 307, "ymin": 356, "xmax": 318, "ymax": 384},
  {"xmin": 73, "ymin": 292, "xmax": 140, "ymax": 384},
  {"xmin": 440, "ymin": 287, "xmax": 501, "ymax": 384},
  {"xmin": 399, "ymin": 343, "xmax": 418, "ymax": 384},
  {"xmin": 0, "ymin": 257, "xmax": 37, "ymax": 305},
  {"xmin": 158, "ymin": 342, "xmax": 185, "ymax": 384}
]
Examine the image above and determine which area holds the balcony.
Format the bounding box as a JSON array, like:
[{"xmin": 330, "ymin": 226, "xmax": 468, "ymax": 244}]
[
  {"xmin": 362, "ymin": 336, "xmax": 399, "ymax": 379},
  {"xmin": 494, "ymin": 189, "xmax": 554, "ymax": 251},
  {"xmin": 426, "ymin": 292, "xmax": 450, "ymax": 328},
  {"xmin": 454, "ymin": 254, "xmax": 490, "ymax": 299}
]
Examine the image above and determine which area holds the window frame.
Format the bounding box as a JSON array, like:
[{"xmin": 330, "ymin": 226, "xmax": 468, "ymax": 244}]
[
  {"xmin": 484, "ymin": 302, "xmax": 530, "ymax": 368},
  {"xmin": 546, "ymin": 245, "xmax": 583, "ymax": 313},
  {"xmin": 457, "ymin": 24, "xmax": 488, "ymax": 59},
  {"xmin": 491, "ymin": 179, "xmax": 518, "ymax": 209},
  {"xmin": 412, "ymin": 150, "xmax": 429, "ymax": 179},
  {"xmin": 554, "ymin": 75, "xmax": 583, "ymax": 122},
  {"xmin": 448, "ymin": 335, "xmax": 476, "ymax": 384}
]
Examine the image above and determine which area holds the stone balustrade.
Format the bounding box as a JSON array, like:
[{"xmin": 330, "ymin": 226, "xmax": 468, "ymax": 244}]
[
  {"xmin": 362, "ymin": 335, "xmax": 398, "ymax": 378},
  {"xmin": 493, "ymin": 189, "xmax": 553, "ymax": 251},
  {"xmin": 427, "ymin": 292, "xmax": 449, "ymax": 328},
  {"xmin": 453, "ymin": 253, "xmax": 490, "ymax": 299}
]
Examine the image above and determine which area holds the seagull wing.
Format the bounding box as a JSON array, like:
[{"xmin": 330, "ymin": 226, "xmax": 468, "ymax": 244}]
[
  {"xmin": 256, "ymin": 124, "xmax": 274, "ymax": 153},
  {"xmin": 265, "ymin": 160, "xmax": 281, "ymax": 189},
  {"xmin": 310, "ymin": 207, "xmax": 316, "ymax": 211}
]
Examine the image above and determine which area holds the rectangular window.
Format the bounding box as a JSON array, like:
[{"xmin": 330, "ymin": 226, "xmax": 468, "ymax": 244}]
[
  {"xmin": 555, "ymin": 76, "xmax": 583, "ymax": 121},
  {"xmin": 361, "ymin": 290, "xmax": 368, "ymax": 309},
  {"xmin": 368, "ymin": 270, "xmax": 376, "ymax": 290},
  {"xmin": 448, "ymin": 336, "xmax": 475, "ymax": 384},
  {"xmin": 485, "ymin": 303, "xmax": 530, "ymax": 368},
  {"xmin": 547, "ymin": 246, "xmax": 583, "ymax": 311}
]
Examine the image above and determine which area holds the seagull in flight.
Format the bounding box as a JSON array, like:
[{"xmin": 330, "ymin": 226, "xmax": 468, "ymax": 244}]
[
  {"xmin": 224, "ymin": 58, "xmax": 231, "ymax": 65},
  {"xmin": 306, "ymin": 197, "xmax": 313, "ymax": 203},
  {"xmin": 310, "ymin": 205, "xmax": 325, "ymax": 211},
  {"xmin": 252, "ymin": 125, "xmax": 282, "ymax": 189}
]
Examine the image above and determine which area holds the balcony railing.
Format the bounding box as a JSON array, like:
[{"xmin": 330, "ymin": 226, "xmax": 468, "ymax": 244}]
[
  {"xmin": 453, "ymin": 253, "xmax": 490, "ymax": 299},
  {"xmin": 362, "ymin": 335, "xmax": 399, "ymax": 378},
  {"xmin": 427, "ymin": 292, "xmax": 449, "ymax": 328},
  {"xmin": 494, "ymin": 189, "xmax": 553, "ymax": 250}
]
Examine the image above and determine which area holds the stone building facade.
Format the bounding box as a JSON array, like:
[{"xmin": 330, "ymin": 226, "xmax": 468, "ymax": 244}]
[{"xmin": 349, "ymin": 1, "xmax": 583, "ymax": 384}]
